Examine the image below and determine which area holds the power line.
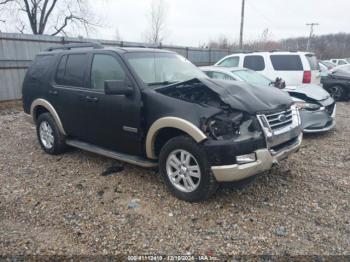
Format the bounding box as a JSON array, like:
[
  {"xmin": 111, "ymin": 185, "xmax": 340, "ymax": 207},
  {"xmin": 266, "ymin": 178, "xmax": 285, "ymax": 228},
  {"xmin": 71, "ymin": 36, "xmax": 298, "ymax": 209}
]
[
  {"xmin": 239, "ymin": 0, "xmax": 245, "ymax": 49},
  {"xmin": 306, "ymin": 23, "xmax": 319, "ymax": 51}
]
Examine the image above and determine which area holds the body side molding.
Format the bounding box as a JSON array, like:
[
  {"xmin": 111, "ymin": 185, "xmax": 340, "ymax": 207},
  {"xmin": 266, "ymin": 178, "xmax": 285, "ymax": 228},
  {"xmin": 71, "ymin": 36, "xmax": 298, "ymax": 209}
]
[
  {"xmin": 146, "ymin": 117, "xmax": 207, "ymax": 159},
  {"xmin": 30, "ymin": 98, "xmax": 67, "ymax": 135}
]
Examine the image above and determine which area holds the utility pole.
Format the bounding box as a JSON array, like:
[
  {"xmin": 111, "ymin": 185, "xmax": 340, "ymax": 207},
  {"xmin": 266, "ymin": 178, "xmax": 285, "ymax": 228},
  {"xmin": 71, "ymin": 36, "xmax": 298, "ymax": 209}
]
[
  {"xmin": 306, "ymin": 23, "xmax": 319, "ymax": 51},
  {"xmin": 239, "ymin": 0, "xmax": 245, "ymax": 50}
]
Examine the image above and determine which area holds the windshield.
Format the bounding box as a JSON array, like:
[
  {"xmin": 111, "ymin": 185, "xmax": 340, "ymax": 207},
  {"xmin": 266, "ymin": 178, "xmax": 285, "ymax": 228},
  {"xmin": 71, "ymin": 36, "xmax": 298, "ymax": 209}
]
[
  {"xmin": 231, "ymin": 70, "xmax": 272, "ymax": 87},
  {"xmin": 125, "ymin": 52, "xmax": 206, "ymax": 86}
]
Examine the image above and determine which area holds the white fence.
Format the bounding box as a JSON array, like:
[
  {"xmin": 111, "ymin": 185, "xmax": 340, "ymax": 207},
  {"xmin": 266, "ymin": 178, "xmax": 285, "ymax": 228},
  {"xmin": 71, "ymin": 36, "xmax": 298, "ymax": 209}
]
[{"xmin": 0, "ymin": 32, "xmax": 233, "ymax": 101}]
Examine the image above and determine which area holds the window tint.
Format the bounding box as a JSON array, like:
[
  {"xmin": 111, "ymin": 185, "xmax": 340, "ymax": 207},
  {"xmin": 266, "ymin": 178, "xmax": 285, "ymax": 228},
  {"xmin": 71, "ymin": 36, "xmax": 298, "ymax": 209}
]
[
  {"xmin": 56, "ymin": 54, "xmax": 88, "ymax": 87},
  {"xmin": 218, "ymin": 57, "xmax": 240, "ymax": 67},
  {"xmin": 306, "ymin": 55, "xmax": 319, "ymax": 70},
  {"xmin": 243, "ymin": 56, "xmax": 265, "ymax": 71},
  {"xmin": 211, "ymin": 71, "xmax": 235, "ymax": 81},
  {"xmin": 56, "ymin": 55, "xmax": 67, "ymax": 83},
  {"xmin": 27, "ymin": 55, "xmax": 54, "ymax": 81},
  {"xmin": 90, "ymin": 54, "xmax": 126, "ymax": 90},
  {"xmin": 203, "ymin": 71, "xmax": 213, "ymax": 78},
  {"xmin": 270, "ymin": 55, "xmax": 303, "ymax": 71},
  {"xmin": 339, "ymin": 60, "xmax": 347, "ymax": 65}
]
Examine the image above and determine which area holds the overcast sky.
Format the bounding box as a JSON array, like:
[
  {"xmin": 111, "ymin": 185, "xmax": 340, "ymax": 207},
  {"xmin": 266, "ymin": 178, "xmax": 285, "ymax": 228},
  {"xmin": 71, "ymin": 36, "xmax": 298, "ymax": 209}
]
[{"xmin": 91, "ymin": 0, "xmax": 349, "ymax": 46}]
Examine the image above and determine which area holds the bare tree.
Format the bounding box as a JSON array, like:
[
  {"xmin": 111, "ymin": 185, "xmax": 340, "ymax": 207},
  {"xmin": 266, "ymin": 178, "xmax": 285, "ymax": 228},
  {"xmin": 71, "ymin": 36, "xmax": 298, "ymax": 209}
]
[
  {"xmin": 0, "ymin": 0, "xmax": 98, "ymax": 36},
  {"xmin": 145, "ymin": 0, "xmax": 168, "ymax": 45}
]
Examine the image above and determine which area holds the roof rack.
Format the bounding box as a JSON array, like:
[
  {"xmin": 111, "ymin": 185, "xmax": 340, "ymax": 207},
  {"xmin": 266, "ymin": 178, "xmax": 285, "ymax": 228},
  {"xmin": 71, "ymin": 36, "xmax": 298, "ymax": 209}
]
[{"xmin": 45, "ymin": 42, "xmax": 103, "ymax": 51}]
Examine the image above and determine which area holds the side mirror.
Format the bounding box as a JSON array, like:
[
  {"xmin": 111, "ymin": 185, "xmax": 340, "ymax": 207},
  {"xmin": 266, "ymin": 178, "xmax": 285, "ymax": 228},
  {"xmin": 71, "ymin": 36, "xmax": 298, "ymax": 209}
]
[{"xmin": 104, "ymin": 80, "xmax": 133, "ymax": 96}]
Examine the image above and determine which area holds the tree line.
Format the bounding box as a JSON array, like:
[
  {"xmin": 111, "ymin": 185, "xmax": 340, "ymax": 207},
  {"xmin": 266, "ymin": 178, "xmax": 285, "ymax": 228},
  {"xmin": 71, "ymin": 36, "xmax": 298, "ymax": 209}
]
[{"xmin": 207, "ymin": 33, "xmax": 350, "ymax": 60}]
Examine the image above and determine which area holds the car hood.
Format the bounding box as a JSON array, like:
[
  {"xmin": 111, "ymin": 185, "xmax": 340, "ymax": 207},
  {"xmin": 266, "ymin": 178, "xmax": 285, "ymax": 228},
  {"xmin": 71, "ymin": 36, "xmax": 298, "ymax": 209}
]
[
  {"xmin": 285, "ymin": 84, "xmax": 330, "ymax": 102},
  {"xmin": 156, "ymin": 78, "xmax": 293, "ymax": 114}
]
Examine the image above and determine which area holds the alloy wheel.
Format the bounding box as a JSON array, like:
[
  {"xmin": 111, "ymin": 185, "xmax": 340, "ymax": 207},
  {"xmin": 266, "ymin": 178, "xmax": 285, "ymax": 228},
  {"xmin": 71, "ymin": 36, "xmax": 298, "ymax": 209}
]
[
  {"xmin": 166, "ymin": 149, "xmax": 201, "ymax": 193},
  {"xmin": 39, "ymin": 121, "xmax": 54, "ymax": 149}
]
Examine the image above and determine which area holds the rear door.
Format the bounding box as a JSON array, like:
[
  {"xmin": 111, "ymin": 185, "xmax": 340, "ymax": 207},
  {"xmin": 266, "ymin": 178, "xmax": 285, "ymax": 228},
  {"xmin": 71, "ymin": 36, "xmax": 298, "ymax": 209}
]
[
  {"xmin": 269, "ymin": 54, "xmax": 304, "ymax": 85},
  {"xmin": 305, "ymin": 53, "xmax": 321, "ymax": 85},
  {"xmin": 51, "ymin": 52, "xmax": 91, "ymax": 140}
]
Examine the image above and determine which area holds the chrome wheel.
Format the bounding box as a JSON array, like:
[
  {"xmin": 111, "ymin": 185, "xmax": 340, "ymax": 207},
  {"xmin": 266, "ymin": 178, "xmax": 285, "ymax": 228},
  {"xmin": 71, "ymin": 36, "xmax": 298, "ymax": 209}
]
[
  {"xmin": 166, "ymin": 149, "xmax": 201, "ymax": 193},
  {"xmin": 39, "ymin": 121, "xmax": 54, "ymax": 149}
]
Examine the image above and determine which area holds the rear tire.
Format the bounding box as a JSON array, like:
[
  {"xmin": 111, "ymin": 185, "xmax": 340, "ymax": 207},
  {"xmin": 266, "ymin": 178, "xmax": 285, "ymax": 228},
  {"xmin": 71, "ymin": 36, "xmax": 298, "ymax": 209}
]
[
  {"xmin": 36, "ymin": 113, "xmax": 67, "ymax": 155},
  {"xmin": 327, "ymin": 85, "xmax": 345, "ymax": 101},
  {"xmin": 159, "ymin": 136, "xmax": 218, "ymax": 202}
]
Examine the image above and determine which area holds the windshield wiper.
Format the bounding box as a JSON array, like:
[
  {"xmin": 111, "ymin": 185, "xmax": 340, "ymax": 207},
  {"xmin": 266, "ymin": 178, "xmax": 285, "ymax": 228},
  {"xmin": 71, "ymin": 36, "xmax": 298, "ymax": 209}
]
[{"xmin": 148, "ymin": 81, "xmax": 179, "ymax": 86}]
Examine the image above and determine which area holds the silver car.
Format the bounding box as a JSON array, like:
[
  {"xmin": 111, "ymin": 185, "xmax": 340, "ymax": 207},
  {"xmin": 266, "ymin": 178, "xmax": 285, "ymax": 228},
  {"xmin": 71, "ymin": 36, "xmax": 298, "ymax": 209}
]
[{"xmin": 201, "ymin": 66, "xmax": 336, "ymax": 133}]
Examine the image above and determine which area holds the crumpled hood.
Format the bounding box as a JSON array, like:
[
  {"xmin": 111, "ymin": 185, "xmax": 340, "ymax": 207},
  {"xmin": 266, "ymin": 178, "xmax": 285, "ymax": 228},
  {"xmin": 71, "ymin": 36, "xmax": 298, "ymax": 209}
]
[
  {"xmin": 285, "ymin": 84, "xmax": 330, "ymax": 102},
  {"xmin": 198, "ymin": 78, "xmax": 293, "ymax": 114}
]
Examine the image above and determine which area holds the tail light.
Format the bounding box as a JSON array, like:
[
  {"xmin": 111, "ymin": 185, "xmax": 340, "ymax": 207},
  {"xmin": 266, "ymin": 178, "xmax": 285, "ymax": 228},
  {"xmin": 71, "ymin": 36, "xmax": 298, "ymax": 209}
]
[{"xmin": 303, "ymin": 71, "xmax": 311, "ymax": 84}]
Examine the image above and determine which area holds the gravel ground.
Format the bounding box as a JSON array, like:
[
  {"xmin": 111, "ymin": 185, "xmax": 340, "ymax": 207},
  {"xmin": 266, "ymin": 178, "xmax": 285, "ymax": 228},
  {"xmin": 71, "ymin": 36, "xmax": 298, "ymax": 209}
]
[{"xmin": 0, "ymin": 102, "xmax": 349, "ymax": 257}]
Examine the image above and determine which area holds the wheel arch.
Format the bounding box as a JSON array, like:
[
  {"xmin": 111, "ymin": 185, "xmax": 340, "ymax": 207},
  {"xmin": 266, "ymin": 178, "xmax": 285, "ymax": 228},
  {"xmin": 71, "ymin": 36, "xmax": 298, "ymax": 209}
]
[
  {"xmin": 146, "ymin": 117, "xmax": 207, "ymax": 159},
  {"xmin": 30, "ymin": 99, "xmax": 66, "ymax": 135}
]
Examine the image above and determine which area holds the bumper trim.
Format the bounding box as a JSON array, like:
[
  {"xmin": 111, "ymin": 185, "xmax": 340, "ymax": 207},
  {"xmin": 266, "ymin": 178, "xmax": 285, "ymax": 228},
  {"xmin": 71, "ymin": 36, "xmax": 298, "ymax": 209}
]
[
  {"xmin": 303, "ymin": 104, "xmax": 337, "ymax": 133},
  {"xmin": 211, "ymin": 134, "xmax": 302, "ymax": 182},
  {"xmin": 303, "ymin": 121, "xmax": 336, "ymax": 133}
]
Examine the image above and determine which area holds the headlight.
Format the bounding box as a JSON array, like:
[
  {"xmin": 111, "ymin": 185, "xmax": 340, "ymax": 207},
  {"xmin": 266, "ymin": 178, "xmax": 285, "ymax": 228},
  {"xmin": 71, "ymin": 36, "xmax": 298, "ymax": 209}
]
[
  {"xmin": 295, "ymin": 102, "xmax": 321, "ymax": 111},
  {"xmin": 202, "ymin": 112, "xmax": 243, "ymax": 140}
]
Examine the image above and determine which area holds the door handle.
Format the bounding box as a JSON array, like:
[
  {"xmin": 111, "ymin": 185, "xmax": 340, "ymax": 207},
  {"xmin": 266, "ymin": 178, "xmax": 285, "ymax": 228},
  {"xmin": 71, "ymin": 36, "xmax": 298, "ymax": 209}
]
[
  {"xmin": 85, "ymin": 96, "xmax": 98, "ymax": 103},
  {"xmin": 49, "ymin": 90, "xmax": 58, "ymax": 96}
]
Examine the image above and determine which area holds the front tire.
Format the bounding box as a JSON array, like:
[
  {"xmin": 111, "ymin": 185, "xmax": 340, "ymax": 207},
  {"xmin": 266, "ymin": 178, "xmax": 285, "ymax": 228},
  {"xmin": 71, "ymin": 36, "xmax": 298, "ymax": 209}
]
[
  {"xmin": 36, "ymin": 113, "xmax": 67, "ymax": 155},
  {"xmin": 159, "ymin": 136, "xmax": 218, "ymax": 202}
]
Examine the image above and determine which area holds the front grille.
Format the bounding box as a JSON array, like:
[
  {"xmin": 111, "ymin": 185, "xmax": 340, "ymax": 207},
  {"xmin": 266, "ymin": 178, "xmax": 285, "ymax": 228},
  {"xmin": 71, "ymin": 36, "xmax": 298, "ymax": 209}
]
[
  {"xmin": 264, "ymin": 108, "xmax": 293, "ymax": 131},
  {"xmin": 325, "ymin": 103, "xmax": 335, "ymax": 116}
]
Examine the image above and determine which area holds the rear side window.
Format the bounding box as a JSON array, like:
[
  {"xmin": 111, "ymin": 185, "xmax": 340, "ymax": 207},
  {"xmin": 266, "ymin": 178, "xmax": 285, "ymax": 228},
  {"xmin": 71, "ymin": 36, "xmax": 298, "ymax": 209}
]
[
  {"xmin": 270, "ymin": 55, "xmax": 303, "ymax": 71},
  {"xmin": 55, "ymin": 54, "xmax": 88, "ymax": 87},
  {"xmin": 27, "ymin": 55, "xmax": 54, "ymax": 81},
  {"xmin": 305, "ymin": 55, "xmax": 319, "ymax": 70},
  {"xmin": 218, "ymin": 57, "xmax": 240, "ymax": 67},
  {"xmin": 211, "ymin": 71, "xmax": 235, "ymax": 81},
  {"xmin": 243, "ymin": 56, "xmax": 265, "ymax": 71}
]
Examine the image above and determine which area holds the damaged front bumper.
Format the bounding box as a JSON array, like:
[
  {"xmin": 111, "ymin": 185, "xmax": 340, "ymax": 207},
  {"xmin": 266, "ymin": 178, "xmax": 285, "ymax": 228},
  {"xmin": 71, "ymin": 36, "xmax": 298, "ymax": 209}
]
[
  {"xmin": 302, "ymin": 104, "xmax": 336, "ymax": 133},
  {"xmin": 211, "ymin": 133, "xmax": 302, "ymax": 182},
  {"xmin": 210, "ymin": 105, "xmax": 303, "ymax": 182}
]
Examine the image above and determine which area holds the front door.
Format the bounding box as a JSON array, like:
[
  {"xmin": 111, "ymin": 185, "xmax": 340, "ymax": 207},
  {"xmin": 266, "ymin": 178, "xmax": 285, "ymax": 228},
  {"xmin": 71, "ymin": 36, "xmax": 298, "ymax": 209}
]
[{"xmin": 81, "ymin": 52, "xmax": 143, "ymax": 156}]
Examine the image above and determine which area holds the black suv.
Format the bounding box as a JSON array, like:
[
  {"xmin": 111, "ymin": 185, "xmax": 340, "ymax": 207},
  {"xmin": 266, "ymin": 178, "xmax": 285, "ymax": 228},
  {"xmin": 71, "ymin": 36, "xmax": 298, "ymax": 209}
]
[{"xmin": 23, "ymin": 43, "xmax": 303, "ymax": 202}]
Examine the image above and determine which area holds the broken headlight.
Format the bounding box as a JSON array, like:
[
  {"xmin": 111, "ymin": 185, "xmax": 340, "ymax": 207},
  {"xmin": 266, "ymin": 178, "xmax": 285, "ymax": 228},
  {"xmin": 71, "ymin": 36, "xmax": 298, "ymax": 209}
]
[
  {"xmin": 202, "ymin": 112, "xmax": 243, "ymax": 140},
  {"xmin": 295, "ymin": 102, "xmax": 321, "ymax": 111}
]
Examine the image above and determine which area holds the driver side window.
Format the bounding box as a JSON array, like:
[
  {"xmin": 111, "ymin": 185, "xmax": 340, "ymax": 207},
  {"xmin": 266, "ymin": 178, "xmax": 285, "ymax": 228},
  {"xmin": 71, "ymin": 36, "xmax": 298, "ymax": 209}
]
[
  {"xmin": 91, "ymin": 54, "xmax": 126, "ymax": 90},
  {"xmin": 218, "ymin": 57, "xmax": 240, "ymax": 67}
]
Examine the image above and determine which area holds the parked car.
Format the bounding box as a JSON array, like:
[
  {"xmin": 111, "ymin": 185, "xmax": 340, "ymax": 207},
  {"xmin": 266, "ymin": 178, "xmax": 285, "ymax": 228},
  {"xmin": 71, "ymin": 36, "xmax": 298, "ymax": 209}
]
[
  {"xmin": 319, "ymin": 61, "xmax": 336, "ymax": 77},
  {"xmin": 215, "ymin": 51, "xmax": 321, "ymax": 86},
  {"xmin": 201, "ymin": 66, "xmax": 336, "ymax": 133},
  {"xmin": 329, "ymin": 59, "xmax": 350, "ymax": 66},
  {"xmin": 320, "ymin": 60, "xmax": 336, "ymax": 69},
  {"xmin": 322, "ymin": 65, "xmax": 350, "ymax": 101},
  {"xmin": 22, "ymin": 43, "xmax": 303, "ymax": 202}
]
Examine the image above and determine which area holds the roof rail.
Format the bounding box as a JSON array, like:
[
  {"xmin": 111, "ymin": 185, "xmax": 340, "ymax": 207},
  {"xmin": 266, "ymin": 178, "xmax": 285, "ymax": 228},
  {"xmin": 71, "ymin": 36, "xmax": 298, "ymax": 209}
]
[{"xmin": 45, "ymin": 42, "xmax": 103, "ymax": 51}]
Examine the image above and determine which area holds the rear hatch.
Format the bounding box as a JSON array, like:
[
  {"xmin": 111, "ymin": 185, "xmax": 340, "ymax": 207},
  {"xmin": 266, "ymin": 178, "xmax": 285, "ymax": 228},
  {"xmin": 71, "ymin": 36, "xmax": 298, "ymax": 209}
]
[
  {"xmin": 305, "ymin": 53, "xmax": 321, "ymax": 85},
  {"xmin": 269, "ymin": 54, "xmax": 305, "ymax": 86}
]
